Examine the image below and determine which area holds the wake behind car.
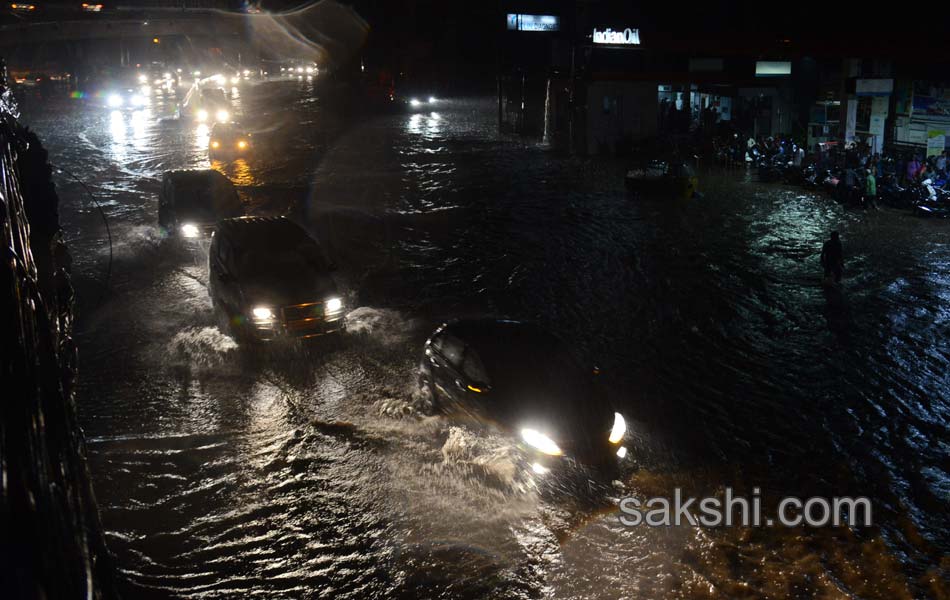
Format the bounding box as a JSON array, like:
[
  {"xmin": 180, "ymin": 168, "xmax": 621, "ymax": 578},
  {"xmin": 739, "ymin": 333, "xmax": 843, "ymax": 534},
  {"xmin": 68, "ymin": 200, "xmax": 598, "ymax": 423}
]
[
  {"xmin": 158, "ymin": 170, "xmax": 244, "ymax": 238},
  {"xmin": 208, "ymin": 217, "xmax": 345, "ymax": 342},
  {"xmin": 418, "ymin": 319, "xmax": 628, "ymax": 474},
  {"xmin": 208, "ymin": 123, "xmax": 251, "ymax": 161}
]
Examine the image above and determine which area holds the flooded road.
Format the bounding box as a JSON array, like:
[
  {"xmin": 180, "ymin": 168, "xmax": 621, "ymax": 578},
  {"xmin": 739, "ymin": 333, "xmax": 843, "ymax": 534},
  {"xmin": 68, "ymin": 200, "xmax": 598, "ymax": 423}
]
[{"xmin": 19, "ymin": 79, "xmax": 950, "ymax": 598}]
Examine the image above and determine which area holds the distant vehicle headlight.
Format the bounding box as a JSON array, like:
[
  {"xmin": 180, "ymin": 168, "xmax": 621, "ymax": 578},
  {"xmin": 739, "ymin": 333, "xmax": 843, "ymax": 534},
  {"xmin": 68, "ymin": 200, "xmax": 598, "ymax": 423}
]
[
  {"xmin": 325, "ymin": 297, "xmax": 343, "ymax": 313},
  {"xmin": 107, "ymin": 93, "xmax": 123, "ymax": 108},
  {"xmin": 211, "ymin": 140, "xmax": 220, "ymax": 149},
  {"xmin": 237, "ymin": 139, "xmax": 248, "ymax": 150},
  {"xmin": 196, "ymin": 109, "xmax": 209, "ymax": 122},
  {"xmin": 230, "ymin": 76, "xmax": 240, "ymax": 84},
  {"xmin": 180, "ymin": 223, "xmax": 200, "ymax": 238},
  {"xmin": 428, "ymin": 96, "xmax": 437, "ymax": 103},
  {"xmin": 409, "ymin": 98, "xmax": 421, "ymax": 107},
  {"xmin": 608, "ymin": 412, "xmax": 626, "ymax": 444},
  {"xmin": 130, "ymin": 94, "xmax": 147, "ymax": 107},
  {"xmin": 215, "ymin": 109, "xmax": 229, "ymax": 122},
  {"xmin": 252, "ymin": 306, "xmax": 274, "ymax": 320},
  {"xmin": 521, "ymin": 429, "xmax": 563, "ymax": 456},
  {"xmin": 137, "ymin": 74, "xmax": 148, "ymax": 84}
]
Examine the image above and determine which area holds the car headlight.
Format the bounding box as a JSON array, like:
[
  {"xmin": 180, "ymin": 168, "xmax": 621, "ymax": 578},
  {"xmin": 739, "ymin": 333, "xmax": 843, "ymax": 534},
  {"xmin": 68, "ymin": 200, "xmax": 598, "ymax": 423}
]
[
  {"xmin": 211, "ymin": 140, "xmax": 220, "ymax": 149},
  {"xmin": 107, "ymin": 93, "xmax": 123, "ymax": 108},
  {"xmin": 409, "ymin": 98, "xmax": 421, "ymax": 107},
  {"xmin": 325, "ymin": 297, "xmax": 343, "ymax": 313},
  {"xmin": 230, "ymin": 76, "xmax": 240, "ymax": 84},
  {"xmin": 215, "ymin": 109, "xmax": 229, "ymax": 122},
  {"xmin": 196, "ymin": 109, "xmax": 209, "ymax": 122},
  {"xmin": 428, "ymin": 96, "xmax": 437, "ymax": 103},
  {"xmin": 130, "ymin": 94, "xmax": 147, "ymax": 107},
  {"xmin": 237, "ymin": 140, "xmax": 248, "ymax": 149},
  {"xmin": 252, "ymin": 306, "xmax": 274, "ymax": 320},
  {"xmin": 521, "ymin": 429, "xmax": 563, "ymax": 456},
  {"xmin": 180, "ymin": 223, "xmax": 200, "ymax": 238},
  {"xmin": 137, "ymin": 74, "xmax": 147, "ymax": 84},
  {"xmin": 609, "ymin": 412, "xmax": 626, "ymax": 444}
]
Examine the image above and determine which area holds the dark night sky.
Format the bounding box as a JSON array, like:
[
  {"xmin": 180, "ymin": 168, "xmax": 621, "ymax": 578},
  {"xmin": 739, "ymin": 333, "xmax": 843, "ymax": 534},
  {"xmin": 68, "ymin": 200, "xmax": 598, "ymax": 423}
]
[{"xmin": 266, "ymin": 1, "xmax": 942, "ymax": 70}]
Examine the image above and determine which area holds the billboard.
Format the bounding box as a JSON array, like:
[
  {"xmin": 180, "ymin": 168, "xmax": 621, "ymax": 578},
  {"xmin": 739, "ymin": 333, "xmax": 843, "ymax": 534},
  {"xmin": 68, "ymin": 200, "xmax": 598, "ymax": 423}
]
[
  {"xmin": 506, "ymin": 14, "xmax": 560, "ymax": 32},
  {"xmin": 855, "ymin": 79, "xmax": 893, "ymax": 96},
  {"xmin": 755, "ymin": 61, "xmax": 791, "ymax": 77},
  {"xmin": 910, "ymin": 82, "xmax": 950, "ymax": 122}
]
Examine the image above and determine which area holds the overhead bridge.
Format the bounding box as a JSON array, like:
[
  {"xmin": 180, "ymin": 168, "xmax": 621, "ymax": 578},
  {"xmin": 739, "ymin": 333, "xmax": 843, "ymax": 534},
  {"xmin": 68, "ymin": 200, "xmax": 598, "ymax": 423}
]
[{"xmin": 0, "ymin": 13, "xmax": 245, "ymax": 46}]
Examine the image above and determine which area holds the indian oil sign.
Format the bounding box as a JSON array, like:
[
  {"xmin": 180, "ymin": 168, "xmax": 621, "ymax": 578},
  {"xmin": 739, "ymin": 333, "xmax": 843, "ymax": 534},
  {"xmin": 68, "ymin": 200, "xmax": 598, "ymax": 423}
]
[{"xmin": 592, "ymin": 28, "xmax": 641, "ymax": 45}]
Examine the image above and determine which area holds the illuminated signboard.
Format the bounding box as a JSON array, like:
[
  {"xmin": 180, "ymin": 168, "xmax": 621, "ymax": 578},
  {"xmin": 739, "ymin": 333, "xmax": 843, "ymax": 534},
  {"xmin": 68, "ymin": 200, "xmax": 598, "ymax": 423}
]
[
  {"xmin": 506, "ymin": 14, "xmax": 560, "ymax": 32},
  {"xmin": 755, "ymin": 61, "xmax": 792, "ymax": 77},
  {"xmin": 592, "ymin": 28, "xmax": 641, "ymax": 45}
]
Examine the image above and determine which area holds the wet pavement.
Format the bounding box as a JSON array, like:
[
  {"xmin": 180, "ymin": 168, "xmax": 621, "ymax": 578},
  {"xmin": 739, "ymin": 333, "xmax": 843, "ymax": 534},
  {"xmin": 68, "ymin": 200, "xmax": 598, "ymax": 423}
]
[{"xmin": 18, "ymin": 78, "xmax": 950, "ymax": 598}]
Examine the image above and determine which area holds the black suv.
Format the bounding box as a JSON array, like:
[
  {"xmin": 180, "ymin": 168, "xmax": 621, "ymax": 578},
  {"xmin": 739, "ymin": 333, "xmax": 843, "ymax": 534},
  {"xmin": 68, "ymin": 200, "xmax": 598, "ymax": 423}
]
[
  {"xmin": 208, "ymin": 217, "xmax": 345, "ymax": 341},
  {"xmin": 158, "ymin": 170, "xmax": 244, "ymax": 238},
  {"xmin": 418, "ymin": 319, "xmax": 627, "ymax": 474}
]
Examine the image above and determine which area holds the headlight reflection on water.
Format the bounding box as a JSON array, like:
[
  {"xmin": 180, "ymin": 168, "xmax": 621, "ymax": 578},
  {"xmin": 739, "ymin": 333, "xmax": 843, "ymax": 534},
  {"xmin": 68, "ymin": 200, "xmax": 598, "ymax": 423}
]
[
  {"xmin": 109, "ymin": 110, "xmax": 125, "ymax": 142},
  {"xmin": 407, "ymin": 113, "xmax": 442, "ymax": 136},
  {"xmin": 195, "ymin": 123, "xmax": 210, "ymax": 151}
]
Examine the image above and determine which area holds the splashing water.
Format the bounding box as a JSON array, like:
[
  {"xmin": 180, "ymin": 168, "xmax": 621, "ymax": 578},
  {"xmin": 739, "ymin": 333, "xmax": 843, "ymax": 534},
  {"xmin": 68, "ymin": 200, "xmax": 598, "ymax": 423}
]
[{"xmin": 168, "ymin": 326, "xmax": 239, "ymax": 369}]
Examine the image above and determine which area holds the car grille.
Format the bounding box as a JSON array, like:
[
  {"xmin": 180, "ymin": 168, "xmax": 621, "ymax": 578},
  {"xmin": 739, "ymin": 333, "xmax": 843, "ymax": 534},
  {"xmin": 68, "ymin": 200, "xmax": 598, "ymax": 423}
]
[{"xmin": 280, "ymin": 301, "xmax": 342, "ymax": 338}]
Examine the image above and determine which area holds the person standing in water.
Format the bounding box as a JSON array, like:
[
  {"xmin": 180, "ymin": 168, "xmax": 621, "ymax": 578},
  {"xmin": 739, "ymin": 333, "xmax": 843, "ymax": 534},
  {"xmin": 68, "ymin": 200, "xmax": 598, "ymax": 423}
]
[
  {"xmin": 820, "ymin": 231, "xmax": 844, "ymax": 284},
  {"xmin": 865, "ymin": 167, "xmax": 877, "ymax": 209}
]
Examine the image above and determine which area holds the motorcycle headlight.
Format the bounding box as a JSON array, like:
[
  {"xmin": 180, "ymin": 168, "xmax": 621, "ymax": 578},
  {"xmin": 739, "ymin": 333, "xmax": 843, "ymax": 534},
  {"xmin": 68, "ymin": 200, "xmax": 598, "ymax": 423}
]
[
  {"xmin": 521, "ymin": 429, "xmax": 563, "ymax": 456},
  {"xmin": 252, "ymin": 306, "xmax": 274, "ymax": 320},
  {"xmin": 609, "ymin": 412, "xmax": 626, "ymax": 444},
  {"xmin": 237, "ymin": 140, "xmax": 248, "ymax": 150},
  {"xmin": 325, "ymin": 297, "xmax": 343, "ymax": 313}
]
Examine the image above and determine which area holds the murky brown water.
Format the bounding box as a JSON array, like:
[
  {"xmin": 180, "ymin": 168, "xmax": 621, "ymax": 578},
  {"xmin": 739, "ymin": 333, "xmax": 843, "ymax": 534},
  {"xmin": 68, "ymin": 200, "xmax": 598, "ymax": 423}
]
[{"xmin": 18, "ymin": 78, "xmax": 950, "ymax": 598}]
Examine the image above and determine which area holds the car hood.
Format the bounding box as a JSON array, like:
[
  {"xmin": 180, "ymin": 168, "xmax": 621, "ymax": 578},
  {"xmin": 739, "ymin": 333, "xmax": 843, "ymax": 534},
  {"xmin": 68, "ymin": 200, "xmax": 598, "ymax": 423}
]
[{"xmin": 241, "ymin": 274, "xmax": 338, "ymax": 308}]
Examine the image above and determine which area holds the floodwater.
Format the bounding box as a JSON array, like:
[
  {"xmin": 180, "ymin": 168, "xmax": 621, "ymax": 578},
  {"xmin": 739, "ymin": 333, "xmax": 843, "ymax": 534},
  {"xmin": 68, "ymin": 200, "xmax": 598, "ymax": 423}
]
[{"xmin": 18, "ymin": 79, "xmax": 950, "ymax": 599}]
